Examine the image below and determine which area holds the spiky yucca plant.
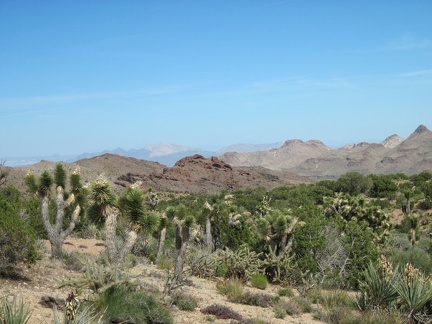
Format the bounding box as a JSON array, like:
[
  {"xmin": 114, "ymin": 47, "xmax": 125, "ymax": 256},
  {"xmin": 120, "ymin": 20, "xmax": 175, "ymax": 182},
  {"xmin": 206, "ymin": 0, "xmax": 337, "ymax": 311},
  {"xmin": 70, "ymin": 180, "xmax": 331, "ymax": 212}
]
[
  {"xmin": 358, "ymin": 256, "xmax": 399, "ymax": 311},
  {"xmin": 395, "ymin": 263, "xmax": 432, "ymax": 321},
  {"xmin": 0, "ymin": 297, "xmax": 31, "ymax": 324}
]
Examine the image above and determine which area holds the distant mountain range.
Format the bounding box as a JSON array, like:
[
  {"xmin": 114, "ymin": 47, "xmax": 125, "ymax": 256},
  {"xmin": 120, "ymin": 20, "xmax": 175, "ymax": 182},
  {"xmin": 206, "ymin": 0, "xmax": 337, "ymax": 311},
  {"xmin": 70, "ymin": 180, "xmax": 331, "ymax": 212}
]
[
  {"xmin": 4, "ymin": 125, "xmax": 432, "ymax": 181},
  {"xmin": 4, "ymin": 124, "xmax": 432, "ymax": 194},
  {"xmin": 220, "ymin": 125, "xmax": 432, "ymax": 178},
  {"xmin": 3, "ymin": 142, "xmax": 283, "ymax": 167}
]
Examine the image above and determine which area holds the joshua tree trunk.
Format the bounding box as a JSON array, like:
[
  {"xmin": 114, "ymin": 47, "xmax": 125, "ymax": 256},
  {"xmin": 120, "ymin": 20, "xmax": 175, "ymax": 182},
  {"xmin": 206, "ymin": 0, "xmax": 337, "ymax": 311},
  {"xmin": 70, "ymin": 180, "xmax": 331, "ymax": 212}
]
[
  {"xmin": 42, "ymin": 187, "xmax": 80, "ymax": 259},
  {"xmin": 203, "ymin": 201, "xmax": 214, "ymax": 252},
  {"xmin": 174, "ymin": 223, "xmax": 185, "ymax": 276},
  {"xmin": 156, "ymin": 226, "xmax": 167, "ymax": 264},
  {"xmin": 119, "ymin": 224, "xmax": 140, "ymax": 261},
  {"xmin": 205, "ymin": 216, "xmax": 213, "ymax": 252},
  {"xmin": 103, "ymin": 205, "xmax": 119, "ymax": 263},
  {"xmin": 283, "ymin": 218, "xmax": 298, "ymax": 255},
  {"xmin": 174, "ymin": 220, "xmax": 191, "ymax": 277}
]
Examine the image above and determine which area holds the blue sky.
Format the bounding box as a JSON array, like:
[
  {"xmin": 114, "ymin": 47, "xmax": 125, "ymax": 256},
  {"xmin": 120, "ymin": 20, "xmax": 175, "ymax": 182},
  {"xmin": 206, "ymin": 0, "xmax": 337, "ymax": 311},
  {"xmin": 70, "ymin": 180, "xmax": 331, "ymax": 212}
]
[{"xmin": 1, "ymin": 1, "xmax": 431, "ymax": 157}]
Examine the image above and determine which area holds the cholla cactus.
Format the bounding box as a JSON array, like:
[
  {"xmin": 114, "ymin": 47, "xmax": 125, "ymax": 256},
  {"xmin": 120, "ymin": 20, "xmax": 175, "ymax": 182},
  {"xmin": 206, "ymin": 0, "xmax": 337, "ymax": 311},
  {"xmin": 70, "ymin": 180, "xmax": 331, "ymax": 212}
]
[{"xmin": 258, "ymin": 194, "xmax": 272, "ymax": 217}]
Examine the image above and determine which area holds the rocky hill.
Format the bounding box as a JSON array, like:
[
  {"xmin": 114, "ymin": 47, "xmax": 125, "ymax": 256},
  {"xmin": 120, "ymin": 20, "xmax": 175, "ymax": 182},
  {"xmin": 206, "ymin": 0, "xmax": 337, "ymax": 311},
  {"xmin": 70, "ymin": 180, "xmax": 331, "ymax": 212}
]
[
  {"xmin": 220, "ymin": 125, "xmax": 432, "ymax": 178},
  {"xmin": 5, "ymin": 154, "xmax": 308, "ymax": 194}
]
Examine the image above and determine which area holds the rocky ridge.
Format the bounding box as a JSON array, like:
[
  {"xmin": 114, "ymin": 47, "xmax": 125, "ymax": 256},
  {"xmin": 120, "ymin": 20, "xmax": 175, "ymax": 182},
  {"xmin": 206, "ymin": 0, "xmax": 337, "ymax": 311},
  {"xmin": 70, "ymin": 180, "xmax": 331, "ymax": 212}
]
[
  {"xmin": 5, "ymin": 154, "xmax": 307, "ymax": 195},
  {"xmin": 220, "ymin": 125, "xmax": 432, "ymax": 178}
]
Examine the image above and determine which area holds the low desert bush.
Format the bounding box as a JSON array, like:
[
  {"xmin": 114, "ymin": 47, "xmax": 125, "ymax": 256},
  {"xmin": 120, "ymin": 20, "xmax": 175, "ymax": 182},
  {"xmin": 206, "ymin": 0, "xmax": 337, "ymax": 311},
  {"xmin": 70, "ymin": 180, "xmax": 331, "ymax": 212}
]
[
  {"xmin": 171, "ymin": 291, "xmax": 198, "ymax": 311},
  {"xmin": 274, "ymin": 300, "xmax": 302, "ymax": 316},
  {"xmin": 157, "ymin": 254, "xmax": 174, "ymax": 270},
  {"xmin": 308, "ymin": 289, "xmax": 355, "ymax": 310},
  {"xmin": 200, "ymin": 304, "xmax": 243, "ymax": 321},
  {"xmin": 277, "ymin": 287, "xmax": 294, "ymax": 297},
  {"xmin": 216, "ymin": 279, "xmax": 244, "ymax": 301},
  {"xmin": 62, "ymin": 251, "xmax": 85, "ymax": 272},
  {"xmin": 292, "ymin": 296, "xmax": 312, "ymax": 313},
  {"xmin": 216, "ymin": 280, "xmax": 272, "ymax": 307},
  {"xmin": 238, "ymin": 292, "xmax": 273, "ymax": 308},
  {"xmin": 249, "ymin": 273, "xmax": 268, "ymax": 290},
  {"xmin": 96, "ymin": 283, "xmax": 173, "ymax": 324}
]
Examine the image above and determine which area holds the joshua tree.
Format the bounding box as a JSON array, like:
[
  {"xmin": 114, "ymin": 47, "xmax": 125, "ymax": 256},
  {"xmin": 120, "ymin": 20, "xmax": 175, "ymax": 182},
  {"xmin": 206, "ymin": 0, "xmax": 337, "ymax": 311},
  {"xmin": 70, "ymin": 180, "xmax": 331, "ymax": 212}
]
[
  {"xmin": 89, "ymin": 177, "xmax": 159, "ymax": 263},
  {"xmin": 166, "ymin": 204, "xmax": 195, "ymax": 277},
  {"xmin": 155, "ymin": 211, "xmax": 168, "ymax": 264},
  {"xmin": 256, "ymin": 208, "xmax": 301, "ymax": 258},
  {"xmin": 404, "ymin": 189, "xmax": 414, "ymax": 216},
  {"xmin": 146, "ymin": 188, "xmax": 159, "ymax": 211},
  {"xmin": 89, "ymin": 175, "xmax": 118, "ymax": 262},
  {"xmin": 25, "ymin": 163, "xmax": 87, "ymax": 259}
]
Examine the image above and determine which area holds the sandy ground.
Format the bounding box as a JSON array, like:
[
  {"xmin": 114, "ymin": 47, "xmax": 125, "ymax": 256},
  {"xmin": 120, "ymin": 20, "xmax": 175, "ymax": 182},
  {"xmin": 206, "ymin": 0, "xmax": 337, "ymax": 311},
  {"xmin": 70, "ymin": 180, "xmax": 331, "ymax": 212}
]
[{"xmin": 0, "ymin": 238, "xmax": 322, "ymax": 324}]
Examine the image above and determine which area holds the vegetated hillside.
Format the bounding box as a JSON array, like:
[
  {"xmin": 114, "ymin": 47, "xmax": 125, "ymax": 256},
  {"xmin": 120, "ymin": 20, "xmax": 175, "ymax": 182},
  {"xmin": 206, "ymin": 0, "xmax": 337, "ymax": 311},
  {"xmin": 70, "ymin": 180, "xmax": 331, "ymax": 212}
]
[
  {"xmin": 220, "ymin": 124, "xmax": 432, "ymax": 178},
  {"xmin": 5, "ymin": 153, "xmax": 308, "ymax": 194}
]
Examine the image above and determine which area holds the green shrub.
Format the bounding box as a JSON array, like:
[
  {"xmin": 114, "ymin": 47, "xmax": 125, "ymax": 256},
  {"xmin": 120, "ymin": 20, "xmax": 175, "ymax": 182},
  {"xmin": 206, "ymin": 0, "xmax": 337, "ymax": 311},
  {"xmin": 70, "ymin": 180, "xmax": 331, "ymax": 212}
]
[
  {"xmin": 171, "ymin": 292, "xmax": 198, "ymax": 311},
  {"xmin": 274, "ymin": 307, "xmax": 286, "ymax": 319},
  {"xmin": 96, "ymin": 283, "xmax": 173, "ymax": 324},
  {"xmin": 277, "ymin": 287, "xmax": 294, "ymax": 297},
  {"xmin": 215, "ymin": 262, "xmax": 228, "ymax": 277},
  {"xmin": 0, "ymin": 196, "xmax": 38, "ymax": 273},
  {"xmin": 156, "ymin": 255, "xmax": 173, "ymax": 270},
  {"xmin": 327, "ymin": 306, "xmax": 357, "ymax": 324},
  {"xmin": 292, "ymin": 296, "xmax": 312, "ymax": 313},
  {"xmin": 123, "ymin": 253, "xmax": 138, "ymax": 269},
  {"xmin": 276, "ymin": 300, "xmax": 302, "ymax": 316},
  {"xmin": 390, "ymin": 245, "xmax": 432, "ymax": 276},
  {"xmin": 307, "ymin": 288, "xmax": 356, "ymax": 311},
  {"xmin": 216, "ymin": 280, "xmax": 244, "ymax": 301},
  {"xmin": 0, "ymin": 297, "xmax": 31, "ymax": 324},
  {"xmin": 216, "ymin": 280, "xmax": 272, "ymax": 307},
  {"xmin": 249, "ymin": 273, "xmax": 268, "ymax": 290}
]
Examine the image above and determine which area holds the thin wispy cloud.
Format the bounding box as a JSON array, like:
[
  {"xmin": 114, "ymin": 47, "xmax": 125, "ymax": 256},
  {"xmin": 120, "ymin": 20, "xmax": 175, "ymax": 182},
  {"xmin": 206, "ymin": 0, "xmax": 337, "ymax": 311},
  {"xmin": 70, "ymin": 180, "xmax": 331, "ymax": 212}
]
[
  {"xmin": 246, "ymin": 76, "xmax": 359, "ymax": 92},
  {"xmin": 343, "ymin": 34, "xmax": 431, "ymax": 54},
  {"xmin": 385, "ymin": 34, "xmax": 431, "ymax": 51},
  {"xmin": 0, "ymin": 85, "xmax": 188, "ymax": 110},
  {"xmin": 258, "ymin": 0, "xmax": 297, "ymax": 9},
  {"xmin": 399, "ymin": 69, "xmax": 432, "ymax": 77}
]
